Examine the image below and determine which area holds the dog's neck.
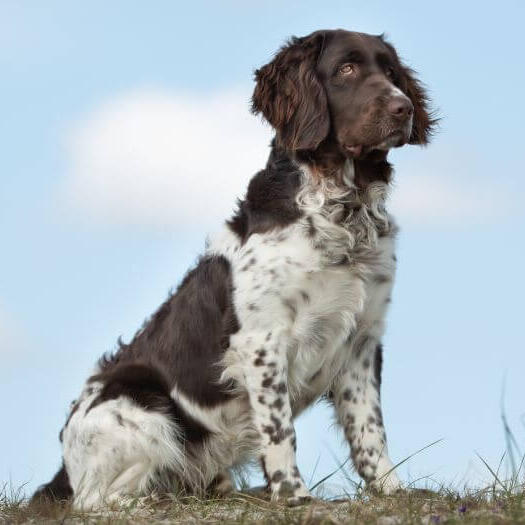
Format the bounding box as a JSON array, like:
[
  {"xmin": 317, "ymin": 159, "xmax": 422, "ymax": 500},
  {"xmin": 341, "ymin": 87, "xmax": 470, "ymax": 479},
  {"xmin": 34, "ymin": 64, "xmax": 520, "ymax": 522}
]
[
  {"xmin": 259, "ymin": 140, "xmax": 393, "ymax": 245},
  {"xmin": 280, "ymin": 139, "xmax": 393, "ymax": 191}
]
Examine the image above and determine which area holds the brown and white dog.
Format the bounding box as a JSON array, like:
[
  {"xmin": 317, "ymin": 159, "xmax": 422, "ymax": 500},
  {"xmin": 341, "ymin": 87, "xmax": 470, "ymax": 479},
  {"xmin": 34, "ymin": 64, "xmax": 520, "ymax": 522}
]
[{"xmin": 33, "ymin": 29, "xmax": 435, "ymax": 508}]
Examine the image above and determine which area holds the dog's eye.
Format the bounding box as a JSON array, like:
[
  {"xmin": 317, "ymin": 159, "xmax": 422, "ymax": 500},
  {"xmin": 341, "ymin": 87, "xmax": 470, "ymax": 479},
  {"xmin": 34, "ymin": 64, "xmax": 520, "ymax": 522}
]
[
  {"xmin": 385, "ymin": 67, "xmax": 396, "ymax": 80},
  {"xmin": 337, "ymin": 63, "xmax": 355, "ymax": 76}
]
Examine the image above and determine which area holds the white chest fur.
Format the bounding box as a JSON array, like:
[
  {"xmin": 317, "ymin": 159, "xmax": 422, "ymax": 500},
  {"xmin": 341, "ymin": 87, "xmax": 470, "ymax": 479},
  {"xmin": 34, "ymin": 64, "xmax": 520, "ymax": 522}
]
[{"xmin": 208, "ymin": 163, "xmax": 397, "ymax": 416}]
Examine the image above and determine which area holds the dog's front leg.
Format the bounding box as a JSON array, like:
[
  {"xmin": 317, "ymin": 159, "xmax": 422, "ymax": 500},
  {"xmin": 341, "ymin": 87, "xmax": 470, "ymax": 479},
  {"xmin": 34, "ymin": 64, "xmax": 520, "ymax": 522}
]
[
  {"xmin": 331, "ymin": 341, "xmax": 402, "ymax": 494},
  {"xmin": 237, "ymin": 329, "xmax": 311, "ymax": 503}
]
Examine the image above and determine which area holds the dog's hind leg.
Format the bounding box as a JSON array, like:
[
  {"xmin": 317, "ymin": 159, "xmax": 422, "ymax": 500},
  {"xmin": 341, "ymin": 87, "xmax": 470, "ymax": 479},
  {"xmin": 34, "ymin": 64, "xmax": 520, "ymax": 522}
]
[{"xmin": 60, "ymin": 363, "xmax": 189, "ymax": 510}]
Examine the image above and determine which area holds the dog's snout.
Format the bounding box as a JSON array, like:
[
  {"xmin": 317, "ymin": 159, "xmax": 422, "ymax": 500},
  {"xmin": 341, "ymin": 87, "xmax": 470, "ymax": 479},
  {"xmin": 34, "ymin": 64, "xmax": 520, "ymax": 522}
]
[{"xmin": 387, "ymin": 96, "xmax": 413, "ymax": 119}]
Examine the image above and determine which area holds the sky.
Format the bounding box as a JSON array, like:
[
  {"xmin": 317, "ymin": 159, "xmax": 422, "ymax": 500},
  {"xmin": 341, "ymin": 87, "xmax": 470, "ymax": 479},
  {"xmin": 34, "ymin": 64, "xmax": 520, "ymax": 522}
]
[{"xmin": 1, "ymin": 0, "xmax": 525, "ymax": 498}]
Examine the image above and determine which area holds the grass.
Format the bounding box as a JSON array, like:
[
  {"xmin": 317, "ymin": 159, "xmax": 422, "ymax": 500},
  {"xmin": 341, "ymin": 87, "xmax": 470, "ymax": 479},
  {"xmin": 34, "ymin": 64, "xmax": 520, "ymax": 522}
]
[
  {"xmin": 2, "ymin": 484, "xmax": 525, "ymax": 524},
  {"xmin": 2, "ymin": 404, "xmax": 524, "ymax": 523},
  {"xmin": 3, "ymin": 447, "xmax": 525, "ymax": 525},
  {"xmin": 2, "ymin": 460, "xmax": 525, "ymax": 524}
]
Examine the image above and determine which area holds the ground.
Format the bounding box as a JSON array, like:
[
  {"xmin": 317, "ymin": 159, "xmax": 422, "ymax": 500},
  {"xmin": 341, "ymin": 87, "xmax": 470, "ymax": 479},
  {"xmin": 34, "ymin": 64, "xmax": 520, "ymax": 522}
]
[{"xmin": 2, "ymin": 488, "xmax": 525, "ymax": 524}]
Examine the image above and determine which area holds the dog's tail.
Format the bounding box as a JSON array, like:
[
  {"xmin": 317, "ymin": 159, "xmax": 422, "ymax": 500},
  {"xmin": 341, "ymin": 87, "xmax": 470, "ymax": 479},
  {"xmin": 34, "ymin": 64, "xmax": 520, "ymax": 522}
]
[
  {"xmin": 31, "ymin": 463, "xmax": 73, "ymax": 505},
  {"xmin": 33, "ymin": 362, "xmax": 209, "ymax": 510}
]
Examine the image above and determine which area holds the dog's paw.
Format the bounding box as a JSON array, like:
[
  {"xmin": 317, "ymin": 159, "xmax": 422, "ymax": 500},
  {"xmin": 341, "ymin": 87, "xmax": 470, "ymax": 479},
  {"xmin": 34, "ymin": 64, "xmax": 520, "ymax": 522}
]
[
  {"xmin": 285, "ymin": 494, "xmax": 314, "ymax": 506},
  {"xmin": 368, "ymin": 472, "xmax": 403, "ymax": 495},
  {"xmin": 207, "ymin": 471, "xmax": 235, "ymax": 497},
  {"xmin": 270, "ymin": 479, "xmax": 313, "ymax": 504}
]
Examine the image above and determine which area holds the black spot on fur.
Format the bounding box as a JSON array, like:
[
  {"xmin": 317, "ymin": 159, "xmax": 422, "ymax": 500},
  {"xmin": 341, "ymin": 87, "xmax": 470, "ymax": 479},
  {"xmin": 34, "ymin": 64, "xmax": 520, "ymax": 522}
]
[
  {"xmin": 262, "ymin": 424, "xmax": 274, "ymax": 435},
  {"xmin": 373, "ymin": 404, "xmax": 384, "ymax": 425},
  {"xmin": 270, "ymin": 414, "xmax": 282, "ymax": 430},
  {"xmin": 272, "ymin": 397, "xmax": 284, "ymax": 410},
  {"xmin": 342, "ymin": 389, "xmax": 352, "ymax": 401},
  {"xmin": 278, "ymin": 480, "xmax": 295, "ymax": 497},
  {"xmin": 306, "ymin": 216, "xmax": 317, "ymax": 237},
  {"xmin": 271, "ymin": 470, "xmax": 285, "ymax": 483},
  {"xmin": 274, "ymin": 381, "xmax": 287, "ymax": 394},
  {"xmin": 374, "ymin": 344, "xmax": 383, "ymax": 390},
  {"xmin": 274, "ymin": 427, "xmax": 294, "ymax": 445},
  {"xmin": 262, "ymin": 377, "xmax": 273, "ymax": 388},
  {"xmin": 240, "ymin": 257, "xmax": 257, "ymax": 272}
]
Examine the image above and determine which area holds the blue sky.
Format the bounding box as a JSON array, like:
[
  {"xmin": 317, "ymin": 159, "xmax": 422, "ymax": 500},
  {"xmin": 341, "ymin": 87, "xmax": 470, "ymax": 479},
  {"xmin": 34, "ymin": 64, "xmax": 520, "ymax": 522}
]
[{"xmin": 1, "ymin": 0, "xmax": 525, "ymax": 497}]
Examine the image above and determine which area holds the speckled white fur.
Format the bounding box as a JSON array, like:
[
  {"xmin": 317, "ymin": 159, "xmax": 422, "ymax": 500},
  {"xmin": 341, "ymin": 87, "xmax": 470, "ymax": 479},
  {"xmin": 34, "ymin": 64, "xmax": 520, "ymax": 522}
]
[
  {"xmin": 62, "ymin": 159, "xmax": 402, "ymax": 508},
  {"xmin": 62, "ymin": 382, "xmax": 185, "ymax": 509},
  {"xmin": 207, "ymin": 159, "xmax": 401, "ymax": 499}
]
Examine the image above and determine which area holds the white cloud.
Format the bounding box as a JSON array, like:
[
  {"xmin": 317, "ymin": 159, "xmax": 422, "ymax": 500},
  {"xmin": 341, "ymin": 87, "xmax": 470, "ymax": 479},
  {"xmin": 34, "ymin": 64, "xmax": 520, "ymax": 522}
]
[
  {"xmin": 389, "ymin": 145, "xmax": 520, "ymax": 227},
  {"xmin": 63, "ymin": 88, "xmax": 519, "ymax": 230},
  {"xmin": 63, "ymin": 88, "xmax": 273, "ymax": 230},
  {"xmin": 390, "ymin": 173, "xmax": 516, "ymax": 227}
]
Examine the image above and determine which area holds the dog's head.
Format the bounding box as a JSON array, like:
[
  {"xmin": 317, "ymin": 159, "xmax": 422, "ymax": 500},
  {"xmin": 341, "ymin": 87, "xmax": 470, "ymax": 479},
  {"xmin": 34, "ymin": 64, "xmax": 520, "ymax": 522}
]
[{"xmin": 252, "ymin": 29, "xmax": 436, "ymax": 159}]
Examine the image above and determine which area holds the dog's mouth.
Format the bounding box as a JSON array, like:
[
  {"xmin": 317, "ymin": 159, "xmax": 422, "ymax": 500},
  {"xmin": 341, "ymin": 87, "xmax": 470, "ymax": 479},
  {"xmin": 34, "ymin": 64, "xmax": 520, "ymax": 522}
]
[{"xmin": 343, "ymin": 129, "xmax": 410, "ymax": 159}]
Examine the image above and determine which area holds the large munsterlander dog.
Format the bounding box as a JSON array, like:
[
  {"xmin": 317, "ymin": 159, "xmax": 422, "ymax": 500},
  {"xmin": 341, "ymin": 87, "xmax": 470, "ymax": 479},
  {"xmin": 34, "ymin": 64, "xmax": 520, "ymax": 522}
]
[{"xmin": 34, "ymin": 29, "xmax": 435, "ymax": 508}]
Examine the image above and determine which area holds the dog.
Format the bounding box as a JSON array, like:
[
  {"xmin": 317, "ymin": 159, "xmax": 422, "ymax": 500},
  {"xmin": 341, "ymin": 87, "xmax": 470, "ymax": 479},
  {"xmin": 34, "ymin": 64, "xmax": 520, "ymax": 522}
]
[{"xmin": 33, "ymin": 29, "xmax": 435, "ymax": 509}]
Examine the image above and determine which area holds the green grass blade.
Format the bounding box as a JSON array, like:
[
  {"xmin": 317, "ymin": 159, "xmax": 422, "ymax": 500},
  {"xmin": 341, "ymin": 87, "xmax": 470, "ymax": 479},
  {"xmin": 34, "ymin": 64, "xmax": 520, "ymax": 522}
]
[{"xmin": 377, "ymin": 438, "xmax": 444, "ymax": 484}]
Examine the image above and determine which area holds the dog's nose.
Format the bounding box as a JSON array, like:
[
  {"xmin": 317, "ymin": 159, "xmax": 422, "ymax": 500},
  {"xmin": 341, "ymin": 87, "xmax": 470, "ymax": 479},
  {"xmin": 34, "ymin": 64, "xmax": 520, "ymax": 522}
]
[{"xmin": 387, "ymin": 96, "xmax": 413, "ymax": 118}]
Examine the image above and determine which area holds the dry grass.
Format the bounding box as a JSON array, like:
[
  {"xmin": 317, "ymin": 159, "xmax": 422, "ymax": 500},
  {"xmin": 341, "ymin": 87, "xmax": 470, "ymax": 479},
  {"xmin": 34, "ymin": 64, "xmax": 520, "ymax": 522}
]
[
  {"xmin": 3, "ymin": 407, "xmax": 524, "ymax": 523},
  {"xmin": 2, "ymin": 484, "xmax": 525, "ymax": 524}
]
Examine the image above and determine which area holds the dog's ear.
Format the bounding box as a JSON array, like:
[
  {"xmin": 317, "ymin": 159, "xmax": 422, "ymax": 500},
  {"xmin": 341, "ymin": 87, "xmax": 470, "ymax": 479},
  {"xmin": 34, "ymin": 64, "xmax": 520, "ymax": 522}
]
[
  {"xmin": 252, "ymin": 32, "xmax": 329, "ymax": 151},
  {"xmin": 401, "ymin": 64, "xmax": 438, "ymax": 144},
  {"xmin": 381, "ymin": 38, "xmax": 438, "ymax": 145}
]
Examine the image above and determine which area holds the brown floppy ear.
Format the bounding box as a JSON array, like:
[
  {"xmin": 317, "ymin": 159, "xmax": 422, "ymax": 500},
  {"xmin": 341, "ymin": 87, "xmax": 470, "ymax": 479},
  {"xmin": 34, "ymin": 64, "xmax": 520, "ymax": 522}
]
[
  {"xmin": 382, "ymin": 38, "xmax": 438, "ymax": 144},
  {"xmin": 252, "ymin": 32, "xmax": 329, "ymax": 151},
  {"xmin": 401, "ymin": 64, "xmax": 438, "ymax": 144}
]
